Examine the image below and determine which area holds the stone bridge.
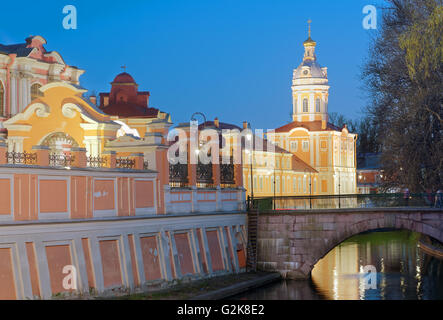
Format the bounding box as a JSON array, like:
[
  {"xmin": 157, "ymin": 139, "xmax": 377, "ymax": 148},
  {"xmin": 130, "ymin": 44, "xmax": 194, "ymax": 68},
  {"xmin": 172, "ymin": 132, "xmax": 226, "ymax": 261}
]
[{"xmin": 257, "ymin": 208, "xmax": 443, "ymax": 279}]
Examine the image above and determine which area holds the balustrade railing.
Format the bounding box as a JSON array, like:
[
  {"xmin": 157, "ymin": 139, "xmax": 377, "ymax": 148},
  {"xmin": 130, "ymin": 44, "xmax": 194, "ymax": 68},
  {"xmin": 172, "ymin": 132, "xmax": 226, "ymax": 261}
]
[
  {"xmin": 49, "ymin": 153, "xmax": 75, "ymax": 167},
  {"xmin": 196, "ymin": 162, "xmax": 214, "ymax": 188},
  {"xmin": 116, "ymin": 157, "xmax": 135, "ymax": 169},
  {"xmin": 6, "ymin": 151, "xmax": 37, "ymax": 165},
  {"xmin": 169, "ymin": 163, "xmax": 189, "ymax": 188},
  {"xmin": 220, "ymin": 157, "xmax": 235, "ymax": 188},
  {"xmin": 87, "ymin": 156, "xmax": 107, "ymax": 168}
]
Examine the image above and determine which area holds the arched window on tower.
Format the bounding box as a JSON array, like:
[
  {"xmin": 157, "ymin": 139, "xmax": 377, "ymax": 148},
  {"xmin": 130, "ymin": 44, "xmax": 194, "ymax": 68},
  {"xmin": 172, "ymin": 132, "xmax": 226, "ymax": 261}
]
[
  {"xmin": 303, "ymin": 99, "xmax": 308, "ymax": 113},
  {"xmin": 0, "ymin": 81, "xmax": 4, "ymax": 117},
  {"xmin": 31, "ymin": 83, "xmax": 43, "ymax": 101},
  {"xmin": 316, "ymin": 98, "xmax": 321, "ymax": 113}
]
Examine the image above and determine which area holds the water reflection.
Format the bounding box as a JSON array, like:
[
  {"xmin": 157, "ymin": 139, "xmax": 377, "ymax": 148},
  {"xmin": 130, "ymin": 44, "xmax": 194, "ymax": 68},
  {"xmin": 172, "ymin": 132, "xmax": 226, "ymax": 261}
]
[
  {"xmin": 312, "ymin": 230, "xmax": 443, "ymax": 300},
  {"xmin": 233, "ymin": 231, "xmax": 443, "ymax": 300}
]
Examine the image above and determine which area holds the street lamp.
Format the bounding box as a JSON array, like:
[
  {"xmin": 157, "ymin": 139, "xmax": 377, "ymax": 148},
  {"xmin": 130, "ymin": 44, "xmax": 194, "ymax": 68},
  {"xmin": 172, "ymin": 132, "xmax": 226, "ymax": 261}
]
[
  {"xmin": 304, "ymin": 169, "xmax": 312, "ymax": 209},
  {"xmin": 246, "ymin": 131, "xmax": 254, "ymax": 208},
  {"xmin": 338, "ymin": 170, "xmax": 341, "ymax": 209},
  {"xmin": 267, "ymin": 168, "xmax": 276, "ymax": 211}
]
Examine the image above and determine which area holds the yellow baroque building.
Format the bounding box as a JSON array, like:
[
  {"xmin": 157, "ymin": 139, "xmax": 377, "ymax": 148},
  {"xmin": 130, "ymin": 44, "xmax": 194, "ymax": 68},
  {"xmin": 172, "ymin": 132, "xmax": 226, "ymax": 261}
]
[
  {"xmin": 242, "ymin": 134, "xmax": 319, "ymax": 198},
  {"xmin": 265, "ymin": 29, "xmax": 357, "ymax": 196}
]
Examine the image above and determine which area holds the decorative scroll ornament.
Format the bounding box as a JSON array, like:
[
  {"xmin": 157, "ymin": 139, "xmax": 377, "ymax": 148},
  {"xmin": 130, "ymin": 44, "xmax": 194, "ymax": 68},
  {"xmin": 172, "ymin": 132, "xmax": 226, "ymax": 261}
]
[{"xmin": 61, "ymin": 103, "xmax": 82, "ymax": 119}]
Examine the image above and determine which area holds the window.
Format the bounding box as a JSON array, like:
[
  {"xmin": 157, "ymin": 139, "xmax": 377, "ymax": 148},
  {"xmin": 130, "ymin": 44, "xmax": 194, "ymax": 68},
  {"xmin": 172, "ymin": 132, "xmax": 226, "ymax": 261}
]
[
  {"xmin": 259, "ymin": 177, "xmax": 263, "ymax": 191},
  {"xmin": 303, "ymin": 177, "xmax": 307, "ymax": 194},
  {"xmin": 290, "ymin": 141, "xmax": 298, "ymax": 152},
  {"xmin": 0, "ymin": 81, "xmax": 4, "ymax": 116},
  {"xmin": 276, "ymin": 177, "xmax": 280, "ymax": 193},
  {"xmin": 282, "ymin": 178, "xmax": 285, "ymax": 193},
  {"xmin": 31, "ymin": 83, "xmax": 43, "ymax": 101},
  {"xmin": 293, "ymin": 178, "xmax": 296, "ymax": 192},
  {"xmin": 254, "ymin": 176, "xmax": 257, "ymax": 190},
  {"xmin": 298, "ymin": 178, "xmax": 302, "ymax": 193},
  {"xmin": 302, "ymin": 141, "xmax": 309, "ymax": 152},
  {"xmin": 316, "ymin": 99, "xmax": 321, "ymax": 113},
  {"xmin": 271, "ymin": 177, "xmax": 275, "ymax": 193},
  {"xmin": 303, "ymin": 99, "xmax": 308, "ymax": 113}
]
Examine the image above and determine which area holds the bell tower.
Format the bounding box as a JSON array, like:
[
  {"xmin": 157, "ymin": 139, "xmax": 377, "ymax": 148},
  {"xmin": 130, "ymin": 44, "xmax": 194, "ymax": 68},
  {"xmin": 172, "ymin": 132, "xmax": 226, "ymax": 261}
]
[{"xmin": 291, "ymin": 21, "xmax": 330, "ymax": 125}]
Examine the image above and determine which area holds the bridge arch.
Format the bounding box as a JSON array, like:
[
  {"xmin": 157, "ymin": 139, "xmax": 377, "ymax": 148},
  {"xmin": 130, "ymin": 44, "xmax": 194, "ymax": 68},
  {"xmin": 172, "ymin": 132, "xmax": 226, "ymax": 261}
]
[{"xmin": 257, "ymin": 209, "xmax": 443, "ymax": 279}]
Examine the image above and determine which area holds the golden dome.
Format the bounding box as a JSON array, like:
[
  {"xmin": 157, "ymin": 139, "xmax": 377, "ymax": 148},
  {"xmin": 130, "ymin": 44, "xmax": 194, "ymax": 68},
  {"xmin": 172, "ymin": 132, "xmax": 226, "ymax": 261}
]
[{"xmin": 303, "ymin": 37, "xmax": 317, "ymax": 47}]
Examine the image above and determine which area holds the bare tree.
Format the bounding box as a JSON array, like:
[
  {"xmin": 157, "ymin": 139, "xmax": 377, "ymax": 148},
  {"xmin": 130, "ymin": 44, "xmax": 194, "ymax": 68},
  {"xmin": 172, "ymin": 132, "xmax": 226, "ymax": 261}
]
[{"xmin": 362, "ymin": 0, "xmax": 443, "ymax": 192}]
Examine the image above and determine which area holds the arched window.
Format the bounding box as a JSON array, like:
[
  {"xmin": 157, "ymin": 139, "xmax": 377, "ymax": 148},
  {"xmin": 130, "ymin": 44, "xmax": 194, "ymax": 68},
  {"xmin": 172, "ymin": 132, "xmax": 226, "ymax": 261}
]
[
  {"xmin": 31, "ymin": 83, "xmax": 43, "ymax": 101},
  {"xmin": 316, "ymin": 98, "xmax": 321, "ymax": 113},
  {"xmin": 0, "ymin": 81, "xmax": 4, "ymax": 117},
  {"xmin": 303, "ymin": 99, "xmax": 308, "ymax": 113}
]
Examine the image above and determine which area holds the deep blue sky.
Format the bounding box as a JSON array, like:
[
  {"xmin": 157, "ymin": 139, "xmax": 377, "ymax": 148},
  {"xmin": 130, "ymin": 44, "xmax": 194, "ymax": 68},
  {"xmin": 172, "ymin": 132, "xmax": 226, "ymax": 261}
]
[{"xmin": 0, "ymin": 0, "xmax": 385, "ymax": 129}]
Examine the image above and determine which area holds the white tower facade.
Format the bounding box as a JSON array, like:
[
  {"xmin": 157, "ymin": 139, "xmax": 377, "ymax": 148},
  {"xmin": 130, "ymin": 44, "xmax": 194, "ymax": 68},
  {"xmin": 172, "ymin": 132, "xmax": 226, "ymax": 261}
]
[{"xmin": 292, "ymin": 27, "xmax": 330, "ymax": 124}]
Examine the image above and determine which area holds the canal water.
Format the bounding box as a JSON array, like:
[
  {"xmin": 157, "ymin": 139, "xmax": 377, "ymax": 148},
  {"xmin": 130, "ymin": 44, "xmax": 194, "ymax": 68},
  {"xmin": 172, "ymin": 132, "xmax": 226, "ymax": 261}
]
[{"xmin": 233, "ymin": 231, "xmax": 443, "ymax": 300}]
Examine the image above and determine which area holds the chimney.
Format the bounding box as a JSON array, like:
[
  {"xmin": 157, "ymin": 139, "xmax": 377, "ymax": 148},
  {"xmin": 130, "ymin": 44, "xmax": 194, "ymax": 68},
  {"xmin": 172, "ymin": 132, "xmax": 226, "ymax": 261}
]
[
  {"xmin": 89, "ymin": 95, "xmax": 97, "ymax": 106},
  {"xmin": 214, "ymin": 117, "xmax": 220, "ymax": 128},
  {"xmin": 243, "ymin": 121, "xmax": 249, "ymax": 130}
]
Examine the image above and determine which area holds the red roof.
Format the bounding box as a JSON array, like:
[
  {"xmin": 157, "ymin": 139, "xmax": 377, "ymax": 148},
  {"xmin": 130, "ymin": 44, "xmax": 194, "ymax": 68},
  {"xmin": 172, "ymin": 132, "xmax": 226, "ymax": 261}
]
[
  {"xmin": 100, "ymin": 103, "xmax": 159, "ymax": 118},
  {"xmin": 112, "ymin": 72, "xmax": 136, "ymax": 84},
  {"xmin": 275, "ymin": 121, "xmax": 342, "ymax": 133}
]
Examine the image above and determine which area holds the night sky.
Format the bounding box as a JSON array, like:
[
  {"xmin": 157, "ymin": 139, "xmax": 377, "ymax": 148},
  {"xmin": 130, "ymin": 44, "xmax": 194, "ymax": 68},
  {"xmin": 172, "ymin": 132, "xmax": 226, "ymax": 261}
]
[{"xmin": 0, "ymin": 0, "xmax": 385, "ymax": 129}]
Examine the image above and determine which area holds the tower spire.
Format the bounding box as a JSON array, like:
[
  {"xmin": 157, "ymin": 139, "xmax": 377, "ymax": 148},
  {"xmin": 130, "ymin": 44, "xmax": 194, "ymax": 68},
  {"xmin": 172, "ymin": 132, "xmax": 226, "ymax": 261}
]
[
  {"xmin": 303, "ymin": 19, "xmax": 317, "ymax": 61},
  {"xmin": 308, "ymin": 19, "xmax": 312, "ymax": 38}
]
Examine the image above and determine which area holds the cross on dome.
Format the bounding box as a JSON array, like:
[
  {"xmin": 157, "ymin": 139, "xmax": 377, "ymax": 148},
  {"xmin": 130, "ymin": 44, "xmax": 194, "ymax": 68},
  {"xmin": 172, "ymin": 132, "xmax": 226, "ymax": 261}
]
[{"xmin": 308, "ymin": 19, "xmax": 312, "ymax": 38}]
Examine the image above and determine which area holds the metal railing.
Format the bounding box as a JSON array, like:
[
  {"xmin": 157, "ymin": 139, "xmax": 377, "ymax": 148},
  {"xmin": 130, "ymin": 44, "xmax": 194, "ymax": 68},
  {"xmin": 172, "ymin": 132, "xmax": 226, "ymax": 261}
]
[
  {"xmin": 49, "ymin": 154, "xmax": 75, "ymax": 167},
  {"xmin": 251, "ymin": 193, "xmax": 443, "ymax": 211},
  {"xmin": 116, "ymin": 158, "xmax": 135, "ymax": 169},
  {"xmin": 6, "ymin": 151, "xmax": 37, "ymax": 165},
  {"xmin": 87, "ymin": 156, "xmax": 107, "ymax": 168}
]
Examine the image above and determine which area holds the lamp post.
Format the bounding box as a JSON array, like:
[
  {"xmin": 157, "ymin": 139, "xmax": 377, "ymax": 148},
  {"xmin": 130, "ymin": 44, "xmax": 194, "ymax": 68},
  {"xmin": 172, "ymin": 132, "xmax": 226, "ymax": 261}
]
[
  {"xmin": 338, "ymin": 170, "xmax": 341, "ymax": 209},
  {"xmin": 304, "ymin": 168, "xmax": 312, "ymax": 209},
  {"xmin": 267, "ymin": 168, "xmax": 276, "ymax": 211},
  {"xmin": 246, "ymin": 131, "xmax": 254, "ymax": 207}
]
